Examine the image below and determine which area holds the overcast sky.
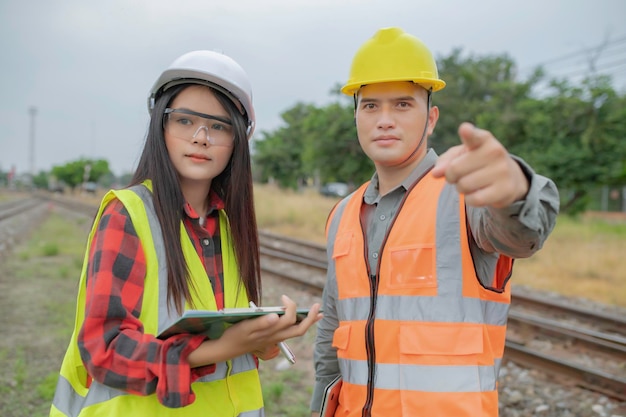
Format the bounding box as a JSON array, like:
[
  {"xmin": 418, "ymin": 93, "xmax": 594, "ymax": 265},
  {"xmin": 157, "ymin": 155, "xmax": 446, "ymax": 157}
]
[{"xmin": 1, "ymin": 0, "xmax": 625, "ymax": 176}]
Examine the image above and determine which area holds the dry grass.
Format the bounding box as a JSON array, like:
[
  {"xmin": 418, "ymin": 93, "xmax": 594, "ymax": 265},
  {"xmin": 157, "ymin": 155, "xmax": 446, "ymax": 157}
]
[
  {"xmin": 253, "ymin": 184, "xmax": 626, "ymax": 308},
  {"xmin": 254, "ymin": 184, "xmax": 337, "ymax": 245},
  {"xmin": 512, "ymin": 215, "xmax": 626, "ymax": 307}
]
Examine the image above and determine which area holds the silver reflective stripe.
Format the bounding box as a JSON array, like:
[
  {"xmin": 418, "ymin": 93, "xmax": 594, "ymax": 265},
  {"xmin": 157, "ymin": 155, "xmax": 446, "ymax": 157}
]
[
  {"xmin": 337, "ymin": 295, "xmax": 509, "ymax": 325},
  {"xmin": 52, "ymin": 375, "xmax": 85, "ymax": 417},
  {"xmin": 197, "ymin": 362, "xmax": 228, "ymax": 383},
  {"xmin": 83, "ymin": 381, "xmax": 126, "ymax": 408},
  {"xmin": 127, "ymin": 185, "xmax": 179, "ymax": 332},
  {"xmin": 326, "ymin": 197, "xmax": 350, "ymax": 287},
  {"xmin": 231, "ymin": 353, "xmax": 257, "ymax": 375},
  {"xmin": 239, "ymin": 409, "xmax": 264, "ymax": 417},
  {"xmin": 338, "ymin": 358, "xmax": 497, "ymax": 392},
  {"xmin": 195, "ymin": 354, "xmax": 257, "ymax": 383}
]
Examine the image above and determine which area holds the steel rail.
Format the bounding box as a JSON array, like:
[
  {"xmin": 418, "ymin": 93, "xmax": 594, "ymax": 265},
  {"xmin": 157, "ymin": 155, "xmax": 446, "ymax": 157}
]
[{"xmin": 505, "ymin": 341, "xmax": 626, "ymax": 402}]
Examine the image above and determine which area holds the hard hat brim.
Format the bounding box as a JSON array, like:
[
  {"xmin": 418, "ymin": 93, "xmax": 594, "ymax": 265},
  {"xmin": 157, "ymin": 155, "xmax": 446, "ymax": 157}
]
[{"xmin": 341, "ymin": 77, "xmax": 446, "ymax": 96}]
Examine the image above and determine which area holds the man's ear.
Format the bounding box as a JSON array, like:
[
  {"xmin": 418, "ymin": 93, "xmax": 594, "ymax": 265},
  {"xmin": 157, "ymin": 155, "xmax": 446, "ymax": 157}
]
[{"xmin": 427, "ymin": 105, "xmax": 440, "ymax": 135}]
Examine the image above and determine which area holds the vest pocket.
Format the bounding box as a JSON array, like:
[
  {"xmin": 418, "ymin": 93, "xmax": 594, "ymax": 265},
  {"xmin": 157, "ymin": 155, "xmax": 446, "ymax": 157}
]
[
  {"xmin": 332, "ymin": 232, "xmax": 353, "ymax": 259},
  {"xmin": 387, "ymin": 245, "xmax": 437, "ymax": 289},
  {"xmin": 332, "ymin": 324, "xmax": 351, "ymax": 351}
]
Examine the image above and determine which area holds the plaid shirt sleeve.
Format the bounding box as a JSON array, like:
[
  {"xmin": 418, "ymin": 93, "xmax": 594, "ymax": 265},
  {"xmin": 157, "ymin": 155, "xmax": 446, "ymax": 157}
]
[{"xmin": 77, "ymin": 199, "xmax": 216, "ymax": 408}]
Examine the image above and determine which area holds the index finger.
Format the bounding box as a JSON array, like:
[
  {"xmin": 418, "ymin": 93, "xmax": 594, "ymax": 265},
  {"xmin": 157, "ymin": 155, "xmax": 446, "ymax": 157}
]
[{"xmin": 458, "ymin": 122, "xmax": 490, "ymax": 150}]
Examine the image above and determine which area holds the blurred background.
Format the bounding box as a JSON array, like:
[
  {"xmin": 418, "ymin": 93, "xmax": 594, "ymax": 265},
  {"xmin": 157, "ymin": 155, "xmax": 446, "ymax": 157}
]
[
  {"xmin": 1, "ymin": 0, "xmax": 625, "ymax": 216},
  {"xmin": 1, "ymin": 2, "xmax": 626, "ymax": 415}
]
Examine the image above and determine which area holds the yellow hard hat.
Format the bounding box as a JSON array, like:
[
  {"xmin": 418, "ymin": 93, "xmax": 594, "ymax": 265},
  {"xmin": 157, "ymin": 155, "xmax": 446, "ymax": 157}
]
[{"xmin": 341, "ymin": 27, "xmax": 446, "ymax": 96}]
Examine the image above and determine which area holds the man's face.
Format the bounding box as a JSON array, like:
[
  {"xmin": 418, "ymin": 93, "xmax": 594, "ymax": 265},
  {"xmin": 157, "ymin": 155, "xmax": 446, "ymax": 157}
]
[{"xmin": 355, "ymin": 81, "xmax": 438, "ymax": 169}]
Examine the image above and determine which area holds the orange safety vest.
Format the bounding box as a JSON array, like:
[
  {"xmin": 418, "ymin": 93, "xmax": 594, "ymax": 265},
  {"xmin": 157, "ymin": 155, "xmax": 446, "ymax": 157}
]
[{"xmin": 328, "ymin": 174, "xmax": 513, "ymax": 416}]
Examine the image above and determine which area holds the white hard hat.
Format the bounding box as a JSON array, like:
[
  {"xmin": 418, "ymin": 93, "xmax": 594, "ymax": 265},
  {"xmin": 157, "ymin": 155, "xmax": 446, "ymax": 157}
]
[{"xmin": 148, "ymin": 50, "xmax": 256, "ymax": 137}]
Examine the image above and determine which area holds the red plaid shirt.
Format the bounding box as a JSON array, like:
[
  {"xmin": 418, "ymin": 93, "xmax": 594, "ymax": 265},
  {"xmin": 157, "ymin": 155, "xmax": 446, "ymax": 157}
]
[{"xmin": 78, "ymin": 191, "xmax": 228, "ymax": 408}]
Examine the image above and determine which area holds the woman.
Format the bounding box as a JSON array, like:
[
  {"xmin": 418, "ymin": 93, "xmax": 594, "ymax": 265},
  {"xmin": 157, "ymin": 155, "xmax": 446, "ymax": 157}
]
[{"xmin": 50, "ymin": 50, "xmax": 322, "ymax": 417}]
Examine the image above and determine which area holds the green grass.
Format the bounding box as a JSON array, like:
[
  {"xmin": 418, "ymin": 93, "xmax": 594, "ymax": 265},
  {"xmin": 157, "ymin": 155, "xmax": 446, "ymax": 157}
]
[
  {"xmin": 260, "ymin": 368, "xmax": 312, "ymax": 416},
  {"xmin": 0, "ymin": 210, "xmax": 88, "ymax": 417},
  {"xmin": 41, "ymin": 242, "xmax": 60, "ymax": 256}
]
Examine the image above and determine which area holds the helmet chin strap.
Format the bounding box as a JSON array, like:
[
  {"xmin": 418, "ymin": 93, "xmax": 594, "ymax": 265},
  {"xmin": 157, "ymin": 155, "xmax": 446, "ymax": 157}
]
[{"xmin": 396, "ymin": 89, "xmax": 432, "ymax": 167}]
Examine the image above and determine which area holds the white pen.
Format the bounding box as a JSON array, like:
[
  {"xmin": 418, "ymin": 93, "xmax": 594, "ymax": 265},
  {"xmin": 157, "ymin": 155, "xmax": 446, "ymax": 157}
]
[{"xmin": 249, "ymin": 301, "xmax": 296, "ymax": 364}]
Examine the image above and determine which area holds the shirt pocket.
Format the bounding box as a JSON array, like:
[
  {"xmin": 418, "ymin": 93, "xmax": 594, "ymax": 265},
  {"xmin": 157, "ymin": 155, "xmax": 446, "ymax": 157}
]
[{"xmin": 387, "ymin": 244, "xmax": 437, "ymax": 289}]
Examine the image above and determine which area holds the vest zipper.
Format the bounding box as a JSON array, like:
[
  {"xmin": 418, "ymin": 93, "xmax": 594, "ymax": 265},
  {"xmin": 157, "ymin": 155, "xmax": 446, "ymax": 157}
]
[
  {"xmin": 359, "ymin": 172, "xmax": 429, "ymax": 417},
  {"xmin": 362, "ymin": 273, "xmax": 378, "ymax": 417}
]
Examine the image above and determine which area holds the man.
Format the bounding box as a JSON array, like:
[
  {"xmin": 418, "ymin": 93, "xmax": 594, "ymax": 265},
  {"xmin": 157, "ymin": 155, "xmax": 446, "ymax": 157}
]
[{"xmin": 310, "ymin": 27, "xmax": 559, "ymax": 417}]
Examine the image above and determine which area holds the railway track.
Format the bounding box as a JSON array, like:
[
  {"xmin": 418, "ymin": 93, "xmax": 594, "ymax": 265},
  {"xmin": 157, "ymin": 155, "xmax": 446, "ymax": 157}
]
[
  {"xmin": 2, "ymin": 193, "xmax": 625, "ymax": 401},
  {"xmin": 0, "ymin": 195, "xmax": 52, "ymax": 261},
  {"xmin": 257, "ymin": 230, "xmax": 626, "ymax": 402}
]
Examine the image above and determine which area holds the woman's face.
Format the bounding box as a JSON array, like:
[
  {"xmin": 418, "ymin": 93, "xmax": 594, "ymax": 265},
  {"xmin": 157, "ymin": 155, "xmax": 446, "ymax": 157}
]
[{"xmin": 164, "ymin": 85, "xmax": 235, "ymax": 188}]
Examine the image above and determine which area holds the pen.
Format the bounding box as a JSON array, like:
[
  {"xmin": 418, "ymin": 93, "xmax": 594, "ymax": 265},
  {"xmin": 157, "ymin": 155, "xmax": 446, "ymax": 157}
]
[{"xmin": 249, "ymin": 301, "xmax": 296, "ymax": 364}]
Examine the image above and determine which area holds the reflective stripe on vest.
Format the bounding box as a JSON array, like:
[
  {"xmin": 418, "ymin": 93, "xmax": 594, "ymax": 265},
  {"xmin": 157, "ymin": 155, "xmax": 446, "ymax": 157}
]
[
  {"xmin": 50, "ymin": 182, "xmax": 263, "ymax": 416},
  {"xmin": 327, "ymin": 175, "xmax": 512, "ymax": 417}
]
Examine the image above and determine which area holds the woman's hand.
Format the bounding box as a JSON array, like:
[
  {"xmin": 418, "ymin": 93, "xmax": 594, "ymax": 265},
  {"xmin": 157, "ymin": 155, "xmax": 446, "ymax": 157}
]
[
  {"xmin": 223, "ymin": 294, "xmax": 323, "ymax": 353},
  {"xmin": 188, "ymin": 295, "xmax": 323, "ymax": 367}
]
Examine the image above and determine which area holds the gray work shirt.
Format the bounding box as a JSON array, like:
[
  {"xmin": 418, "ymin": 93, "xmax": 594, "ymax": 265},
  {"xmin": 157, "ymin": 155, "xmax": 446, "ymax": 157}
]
[{"xmin": 311, "ymin": 148, "xmax": 560, "ymax": 411}]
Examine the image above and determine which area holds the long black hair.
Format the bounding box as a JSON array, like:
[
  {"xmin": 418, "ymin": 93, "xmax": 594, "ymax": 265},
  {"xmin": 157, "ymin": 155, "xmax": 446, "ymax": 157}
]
[{"xmin": 130, "ymin": 83, "xmax": 261, "ymax": 314}]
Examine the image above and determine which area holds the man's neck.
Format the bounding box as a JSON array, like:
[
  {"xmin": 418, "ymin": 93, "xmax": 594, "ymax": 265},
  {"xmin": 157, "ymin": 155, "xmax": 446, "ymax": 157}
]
[{"xmin": 375, "ymin": 152, "xmax": 426, "ymax": 196}]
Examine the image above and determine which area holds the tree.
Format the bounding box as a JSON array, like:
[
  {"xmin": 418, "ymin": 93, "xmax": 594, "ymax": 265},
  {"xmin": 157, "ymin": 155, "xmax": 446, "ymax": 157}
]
[
  {"xmin": 302, "ymin": 101, "xmax": 372, "ymax": 187},
  {"xmin": 518, "ymin": 76, "xmax": 626, "ymax": 213},
  {"xmin": 253, "ymin": 103, "xmax": 316, "ymax": 189},
  {"xmin": 253, "ymin": 50, "xmax": 626, "ymax": 214},
  {"xmin": 432, "ymin": 49, "xmax": 531, "ymax": 154},
  {"xmin": 51, "ymin": 158, "xmax": 111, "ymax": 191},
  {"xmin": 32, "ymin": 170, "xmax": 49, "ymax": 189}
]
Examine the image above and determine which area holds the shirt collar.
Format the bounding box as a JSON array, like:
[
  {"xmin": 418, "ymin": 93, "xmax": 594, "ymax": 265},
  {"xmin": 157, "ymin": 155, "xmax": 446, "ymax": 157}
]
[
  {"xmin": 363, "ymin": 148, "xmax": 439, "ymax": 205},
  {"xmin": 182, "ymin": 190, "xmax": 225, "ymax": 220}
]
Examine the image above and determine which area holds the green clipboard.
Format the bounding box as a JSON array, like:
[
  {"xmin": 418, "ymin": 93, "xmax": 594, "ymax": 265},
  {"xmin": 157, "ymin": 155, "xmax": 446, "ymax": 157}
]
[{"xmin": 157, "ymin": 307, "xmax": 310, "ymax": 340}]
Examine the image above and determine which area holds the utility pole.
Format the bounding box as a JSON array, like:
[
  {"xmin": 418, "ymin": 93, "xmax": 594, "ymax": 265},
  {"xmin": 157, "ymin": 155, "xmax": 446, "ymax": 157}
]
[{"xmin": 28, "ymin": 106, "xmax": 37, "ymax": 180}]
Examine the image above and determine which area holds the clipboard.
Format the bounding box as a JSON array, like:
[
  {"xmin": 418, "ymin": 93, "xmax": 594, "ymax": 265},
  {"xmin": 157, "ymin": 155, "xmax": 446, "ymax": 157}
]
[
  {"xmin": 319, "ymin": 375, "xmax": 342, "ymax": 417},
  {"xmin": 157, "ymin": 307, "xmax": 311, "ymax": 340}
]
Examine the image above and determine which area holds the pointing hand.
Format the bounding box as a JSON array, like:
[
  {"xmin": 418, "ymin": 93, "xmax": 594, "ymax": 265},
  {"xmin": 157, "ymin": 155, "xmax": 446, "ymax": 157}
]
[{"xmin": 431, "ymin": 122, "xmax": 529, "ymax": 208}]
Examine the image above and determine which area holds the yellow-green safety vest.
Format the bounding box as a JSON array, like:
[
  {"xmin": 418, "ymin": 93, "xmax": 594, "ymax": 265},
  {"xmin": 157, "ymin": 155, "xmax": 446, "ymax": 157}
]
[{"xmin": 50, "ymin": 182, "xmax": 264, "ymax": 416}]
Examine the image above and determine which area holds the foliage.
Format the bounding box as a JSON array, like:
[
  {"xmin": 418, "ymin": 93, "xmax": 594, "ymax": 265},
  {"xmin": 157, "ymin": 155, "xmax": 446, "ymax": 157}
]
[
  {"xmin": 253, "ymin": 94, "xmax": 372, "ymax": 189},
  {"xmin": 253, "ymin": 103, "xmax": 315, "ymax": 189},
  {"xmin": 51, "ymin": 158, "xmax": 110, "ymax": 190},
  {"xmin": 32, "ymin": 170, "xmax": 49, "ymax": 189},
  {"xmin": 253, "ymin": 49, "xmax": 626, "ymax": 214}
]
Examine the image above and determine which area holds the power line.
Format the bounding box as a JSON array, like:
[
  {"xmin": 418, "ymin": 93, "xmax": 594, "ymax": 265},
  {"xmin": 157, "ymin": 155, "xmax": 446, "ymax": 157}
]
[
  {"xmin": 518, "ymin": 35, "xmax": 626, "ymax": 89},
  {"xmin": 545, "ymin": 57, "xmax": 626, "ymax": 79},
  {"xmin": 544, "ymin": 45, "xmax": 626, "ymax": 71},
  {"xmin": 533, "ymin": 35, "xmax": 626, "ymax": 68}
]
